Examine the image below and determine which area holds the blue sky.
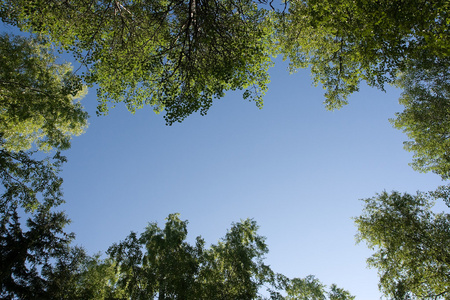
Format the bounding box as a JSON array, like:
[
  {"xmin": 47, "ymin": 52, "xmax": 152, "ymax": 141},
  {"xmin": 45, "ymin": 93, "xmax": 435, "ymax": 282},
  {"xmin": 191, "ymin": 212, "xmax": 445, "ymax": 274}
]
[{"xmin": 55, "ymin": 58, "xmax": 444, "ymax": 299}]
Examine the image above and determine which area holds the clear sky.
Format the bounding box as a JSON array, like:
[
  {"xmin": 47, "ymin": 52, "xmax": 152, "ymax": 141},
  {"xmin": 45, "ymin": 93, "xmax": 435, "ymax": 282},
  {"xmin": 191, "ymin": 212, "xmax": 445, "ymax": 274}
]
[{"xmin": 56, "ymin": 58, "xmax": 443, "ymax": 299}]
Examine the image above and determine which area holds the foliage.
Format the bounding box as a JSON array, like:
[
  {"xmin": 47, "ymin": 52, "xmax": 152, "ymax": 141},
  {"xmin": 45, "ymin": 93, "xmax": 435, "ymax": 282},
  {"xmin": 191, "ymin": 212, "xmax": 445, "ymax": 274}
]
[
  {"xmin": 0, "ymin": 33, "xmax": 90, "ymax": 297},
  {"xmin": 391, "ymin": 55, "xmax": 450, "ymax": 179},
  {"xmin": 430, "ymin": 185, "xmax": 450, "ymax": 209},
  {"xmin": 328, "ymin": 284, "xmax": 355, "ymax": 300},
  {"xmin": 279, "ymin": 0, "xmax": 449, "ymax": 109},
  {"xmin": 278, "ymin": 0, "xmax": 450, "ymax": 180},
  {"xmin": 0, "ymin": 145, "xmax": 125, "ymax": 299},
  {"xmin": 2, "ymin": 0, "xmax": 448, "ymax": 124},
  {"xmin": 198, "ymin": 218, "xmax": 271, "ymax": 299},
  {"xmin": 0, "ymin": 202, "xmax": 74, "ymax": 299},
  {"xmin": 107, "ymin": 213, "xmax": 203, "ymax": 299},
  {"xmin": 1, "ymin": 186, "xmax": 353, "ymax": 299},
  {"xmin": 107, "ymin": 213, "xmax": 353, "ymax": 300},
  {"xmin": 0, "ymin": 145, "xmax": 66, "ymax": 212},
  {"xmin": 1, "ymin": 2, "xmax": 449, "ymax": 300},
  {"xmin": 44, "ymin": 250, "xmax": 126, "ymax": 300},
  {"xmin": 107, "ymin": 214, "xmax": 270, "ymax": 299},
  {"xmin": 280, "ymin": 275, "xmax": 327, "ymax": 300},
  {"xmin": 0, "ymin": 33, "xmax": 88, "ymax": 152},
  {"xmin": 0, "ymin": 143, "xmax": 67, "ymax": 298},
  {"xmin": 0, "ymin": 32, "xmax": 91, "ymax": 298},
  {"xmin": 2, "ymin": 0, "xmax": 275, "ymax": 125},
  {"xmin": 273, "ymin": 275, "xmax": 354, "ymax": 300},
  {"xmin": 0, "ymin": 206, "xmax": 125, "ymax": 299},
  {"xmin": 355, "ymin": 190, "xmax": 450, "ymax": 299}
]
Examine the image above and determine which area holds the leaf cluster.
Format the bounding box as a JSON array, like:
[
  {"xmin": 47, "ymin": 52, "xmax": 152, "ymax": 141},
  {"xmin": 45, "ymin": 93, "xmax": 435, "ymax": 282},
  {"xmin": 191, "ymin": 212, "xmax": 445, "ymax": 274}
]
[
  {"xmin": 0, "ymin": 141, "xmax": 75, "ymax": 299},
  {"xmin": 4, "ymin": 0, "xmax": 276, "ymax": 124},
  {"xmin": 0, "ymin": 204, "xmax": 74, "ymax": 299},
  {"xmin": 391, "ymin": 55, "xmax": 450, "ymax": 179},
  {"xmin": 2, "ymin": 0, "xmax": 448, "ymax": 128},
  {"xmin": 106, "ymin": 213, "xmax": 354, "ymax": 300},
  {"xmin": 278, "ymin": 0, "xmax": 449, "ymax": 109},
  {"xmin": 0, "ymin": 34, "xmax": 88, "ymax": 152},
  {"xmin": 355, "ymin": 190, "xmax": 450, "ymax": 299},
  {"xmin": 0, "ymin": 146, "xmax": 66, "ymax": 212}
]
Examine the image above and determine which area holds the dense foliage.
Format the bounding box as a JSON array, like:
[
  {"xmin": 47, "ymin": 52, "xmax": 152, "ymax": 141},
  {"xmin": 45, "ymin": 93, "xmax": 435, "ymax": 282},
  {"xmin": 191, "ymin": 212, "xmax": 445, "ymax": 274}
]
[
  {"xmin": 0, "ymin": 33, "xmax": 89, "ymax": 299},
  {"xmin": 391, "ymin": 55, "xmax": 450, "ymax": 180},
  {"xmin": 0, "ymin": 34, "xmax": 88, "ymax": 152},
  {"xmin": 355, "ymin": 190, "xmax": 450, "ymax": 299},
  {"xmin": 1, "ymin": 211, "xmax": 355, "ymax": 299},
  {"xmin": 0, "ymin": 146, "xmax": 74, "ymax": 298},
  {"xmin": 280, "ymin": 0, "xmax": 449, "ymax": 109},
  {"xmin": 3, "ymin": 0, "xmax": 447, "ymax": 124},
  {"xmin": 105, "ymin": 214, "xmax": 354, "ymax": 299},
  {"xmin": 0, "ymin": 203, "xmax": 74, "ymax": 299},
  {"xmin": 1, "ymin": 0, "xmax": 275, "ymax": 125},
  {"xmin": 0, "ymin": 147, "xmax": 65, "ymax": 211}
]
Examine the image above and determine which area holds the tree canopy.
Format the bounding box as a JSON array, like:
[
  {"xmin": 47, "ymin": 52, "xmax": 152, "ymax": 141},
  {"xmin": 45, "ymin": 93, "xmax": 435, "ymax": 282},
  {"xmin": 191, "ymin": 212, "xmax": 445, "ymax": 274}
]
[
  {"xmin": 0, "ymin": 142, "xmax": 76, "ymax": 299},
  {"xmin": 0, "ymin": 35, "xmax": 89, "ymax": 298},
  {"xmin": 1, "ymin": 0, "xmax": 447, "ymax": 186},
  {"xmin": 0, "ymin": 34, "xmax": 88, "ymax": 152},
  {"xmin": 279, "ymin": 0, "xmax": 449, "ymax": 109},
  {"xmin": 106, "ymin": 213, "xmax": 354, "ymax": 300},
  {"xmin": 391, "ymin": 55, "xmax": 450, "ymax": 180},
  {"xmin": 2, "ymin": 0, "xmax": 275, "ymax": 125},
  {"xmin": 1, "ymin": 210, "xmax": 355, "ymax": 299},
  {"xmin": 2, "ymin": 0, "xmax": 447, "ymax": 124},
  {"xmin": 0, "ymin": 202, "xmax": 74, "ymax": 299},
  {"xmin": 0, "ymin": 146, "xmax": 66, "ymax": 212},
  {"xmin": 355, "ymin": 190, "xmax": 450, "ymax": 299}
]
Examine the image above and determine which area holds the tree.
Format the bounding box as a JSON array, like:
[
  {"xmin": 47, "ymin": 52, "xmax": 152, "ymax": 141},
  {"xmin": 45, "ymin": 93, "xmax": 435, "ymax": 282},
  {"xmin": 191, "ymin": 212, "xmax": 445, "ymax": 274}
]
[
  {"xmin": 107, "ymin": 213, "xmax": 353, "ymax": 300},
  {"xmin": 0, "ymin": 145, "xmax": 66, "ymax": 213},
  {"xmin": 44, "ymin": 250, "xmax": 126, "ymax": 300},
  {"xmin": 197, "ymin": 218, "xmax": 272, "ymax": 299},
  {"xmin": 328, "ymin": 284, "xmax": 355, "ymax": 300},
  {"xmin": 1, "ymin": 207, "xmax": 125, "ymax": 300},
  {"xmin": 391, "ymin": 55, "xmax": 450, "ymax": 180},
  {"xmin": 280, "ymin": 275, "xmax": 327, "ymax": 300},
  {"xmin": 0, "ymin": 32, "xmax": 92, "ymax": 298},
  {"xmin": 0, "ymin": 138, "xmax": 83, "ymax": 299},
  {"xmin": 0, "ymin": 145, "xmax": 72, "ymax": 299},
  {"xmin": 355, "ymin": 190, "xmax": 450, "ymax": 299},
  {"xmin": 1, "ymin": 207, "xmax": 353, "ymax": 299},
  {"xmin": 2, "ymin": 0, "xmax": 448, "ymax": 124},
  {"xmin": 0, "ymin": 202, "xmax": 74, "ymax": 299},
  {"xmin": 0, "ymin": 146, "xmax": 125, "ymax": 299},
  {"xmin": 0, "ymin": 33, "xmax": 88, "ymax": 152},
  {"xmin": 108, "ymin": 213, "xmax": 204, "ymax": 299},
  {"xmin": 272, "ymin": 275, "xmax": 354, "ymax": 300},
  {"xmin": 277, "ymin": 1, "xmax": 449, "ymax": 179},
  {"xmin": 278, "ymin": 0, "xmax": 449, "ymax": 109},
  {"xmin": 2, "ymin": 0, "xmax": 275, "ymax": 125}
]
